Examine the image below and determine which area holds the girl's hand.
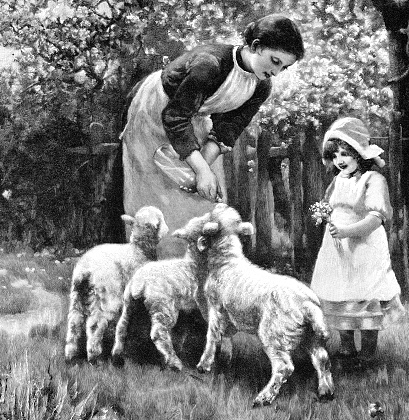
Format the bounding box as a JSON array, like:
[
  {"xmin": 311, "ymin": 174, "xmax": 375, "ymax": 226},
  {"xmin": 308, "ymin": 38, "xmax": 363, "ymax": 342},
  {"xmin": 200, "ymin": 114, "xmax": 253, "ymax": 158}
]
[
  {"xmin": 329, "ymin": 215, "xmax": 382, "ymax": 239},
  {"xmin": 195, "ymin": 167, "xmax": 222, "ymax": 202},
  {"xmin": 329, "ymin": 222, "xmax": 348, "ymax": 239}
]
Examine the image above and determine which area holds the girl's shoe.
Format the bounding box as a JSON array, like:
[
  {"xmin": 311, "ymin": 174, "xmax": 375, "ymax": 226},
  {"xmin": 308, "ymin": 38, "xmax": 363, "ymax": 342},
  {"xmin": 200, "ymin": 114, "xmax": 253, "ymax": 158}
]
[
  {"xmin": 355, "ymin": 353, "xmax": 377, "ymax": 371},
  {"xmin": 332, "ymin": 350, "xmax": 359, "ymax": 372},
  {"xmin": 333, "ymin": 350, "xmax": 358, "ymax": 360}
]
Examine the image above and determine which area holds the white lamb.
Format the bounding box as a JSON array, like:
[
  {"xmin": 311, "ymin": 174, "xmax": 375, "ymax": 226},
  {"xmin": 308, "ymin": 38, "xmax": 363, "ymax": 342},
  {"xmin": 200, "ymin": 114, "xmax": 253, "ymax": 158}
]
[
  {"xmin": 65, "ymin": 206, "xmax": 168, "ymax": 364},
  {"xmin": 196, "ymin": 203, "xmax": 335, "ymax": 407},
  {"xmin": 111, "ymin": 211, "xmax": 212, "ymax": 371}
]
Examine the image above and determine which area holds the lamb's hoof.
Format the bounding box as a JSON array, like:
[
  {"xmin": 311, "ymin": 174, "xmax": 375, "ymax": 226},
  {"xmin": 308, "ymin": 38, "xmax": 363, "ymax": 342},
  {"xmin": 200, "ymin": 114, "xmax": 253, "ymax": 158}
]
[
  {"xmin": 252, "ymin": 398, "xmax": 273, "ymax": 408},
  {"xmin": 196, "ymin": 364, "xmax": 210, "ymax": 374},
  {"xmin": 88, "ymin": 355, "xmax": 104, "ymax": 367},
  {"xmin": 318, "ymin": 391, "xmax": 335, "ymax": 402},
  {"xmin": 168, "ymin": 360, "xmax": 183, "ymax": 372},
  {"xmin": 65, "ymin": 355, "xmax": 84, "ymax": 366},
  {"xmin": 112, "ymin": 354, "xmax": 125, "ymax": 368}
]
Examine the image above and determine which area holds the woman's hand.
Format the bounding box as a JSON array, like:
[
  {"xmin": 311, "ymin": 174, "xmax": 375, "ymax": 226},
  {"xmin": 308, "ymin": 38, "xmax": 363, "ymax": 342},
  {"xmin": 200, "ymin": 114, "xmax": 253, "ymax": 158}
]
[
  {"xmin": 195, "ymin": 167, "xmax": 222, "ymax": 202},
  {"xmin": 185, "ymin": 150, "xmax": 223, "ymax": 202}
]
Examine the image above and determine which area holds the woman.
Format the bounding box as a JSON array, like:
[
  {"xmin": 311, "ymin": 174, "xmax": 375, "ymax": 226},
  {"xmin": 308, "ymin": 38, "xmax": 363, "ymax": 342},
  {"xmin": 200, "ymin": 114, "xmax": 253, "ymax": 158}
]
[{"xmin": 121, "ymin": 14, "xmax": 304, "ymax": 257}]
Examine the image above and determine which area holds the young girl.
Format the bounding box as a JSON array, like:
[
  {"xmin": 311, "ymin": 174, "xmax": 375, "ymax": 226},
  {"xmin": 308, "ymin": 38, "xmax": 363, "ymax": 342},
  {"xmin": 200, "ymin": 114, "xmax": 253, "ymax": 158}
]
[
  {"xmin": 311, "ymin": 117, "xmax": 405, "ymax": 369},
  {"xmin": 120, "ymin": 14, "xmax": 304, "ymax": 258}
]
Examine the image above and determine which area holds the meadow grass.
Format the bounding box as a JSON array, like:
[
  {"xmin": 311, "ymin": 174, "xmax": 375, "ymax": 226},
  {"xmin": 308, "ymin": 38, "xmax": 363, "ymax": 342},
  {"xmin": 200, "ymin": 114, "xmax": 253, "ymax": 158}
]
[{"xmin": 0, "ymin": 250, "xmax": 409, "ymax": 419}]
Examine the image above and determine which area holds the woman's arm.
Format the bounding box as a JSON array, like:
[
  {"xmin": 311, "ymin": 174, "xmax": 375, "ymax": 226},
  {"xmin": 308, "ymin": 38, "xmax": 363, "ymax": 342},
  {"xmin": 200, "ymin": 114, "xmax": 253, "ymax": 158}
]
[
  {"xmin": 329, "ymin": 214, "xmax": 382, "ymax": 239},
  {"xmin": 161, "ymin": 51, "xmax": 223, "ymax": 160},
  {"xmin": 200, "ymin": 137, "xmax": 225, "ymax": 166}
]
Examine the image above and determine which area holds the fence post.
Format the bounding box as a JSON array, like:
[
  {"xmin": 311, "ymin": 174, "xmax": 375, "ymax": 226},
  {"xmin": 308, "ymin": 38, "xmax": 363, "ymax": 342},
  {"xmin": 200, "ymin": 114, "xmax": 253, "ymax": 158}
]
[
  {"xmin": 224, "ymin": 130, "xmax": 255, "ymax": 257},
  {"xmin": 254, "ymin": 131, "xmax": 274, "ymax": 266},
  {"xmin": 288, "ymin": 133, "xmax": 304, "ymax": 278},
  {"xmin": 301, "ymin": 125, "xmax": 327, "ymax": 281}
]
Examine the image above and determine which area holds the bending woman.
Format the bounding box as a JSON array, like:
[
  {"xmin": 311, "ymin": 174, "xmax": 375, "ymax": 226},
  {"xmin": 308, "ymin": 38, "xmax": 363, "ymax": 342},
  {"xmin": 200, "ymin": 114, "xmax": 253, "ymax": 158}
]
[{"xmin": 121, "ymin": 14, "xmax": 304, "ymax": 257}]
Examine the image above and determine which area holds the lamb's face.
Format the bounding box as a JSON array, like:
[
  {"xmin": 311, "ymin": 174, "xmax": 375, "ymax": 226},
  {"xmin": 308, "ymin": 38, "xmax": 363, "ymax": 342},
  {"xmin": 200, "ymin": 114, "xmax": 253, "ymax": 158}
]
[
  {"xmin": 206, "ymin": 204, "xmax": 254, "ymax": 237},
  {"xmin": 172, "ymin": 212, "xmax": 211, "ymax": 244},
  {"xmin": 122, "ymin": 206, "xmax": 169, "ymax": 243}
]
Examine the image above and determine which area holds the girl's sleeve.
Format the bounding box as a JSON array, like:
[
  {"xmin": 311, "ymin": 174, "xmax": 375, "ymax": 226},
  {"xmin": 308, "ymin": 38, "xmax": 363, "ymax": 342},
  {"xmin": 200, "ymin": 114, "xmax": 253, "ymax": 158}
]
[
  {"xmin": 162, "ymin": 54, "xmax": 220, "ymax": 160},
  {"xmin": 210, "ymin": 80, "xmax": 272, "ymax": 148},
  {"xmin": 364, "ymin": 172, "xmax": 393, "ymax": 222}
]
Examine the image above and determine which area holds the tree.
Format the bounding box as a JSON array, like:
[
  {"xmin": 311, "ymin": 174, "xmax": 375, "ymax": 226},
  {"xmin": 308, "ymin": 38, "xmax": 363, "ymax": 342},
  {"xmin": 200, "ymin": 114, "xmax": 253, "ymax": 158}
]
[{"xmin": 370, "ymin": 0, "xmax": 409, "ymax": 293}]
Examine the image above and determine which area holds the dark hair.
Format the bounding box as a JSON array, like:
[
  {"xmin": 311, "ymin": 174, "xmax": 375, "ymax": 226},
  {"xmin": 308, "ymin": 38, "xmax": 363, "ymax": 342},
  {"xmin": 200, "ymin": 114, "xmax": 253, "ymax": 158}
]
[
  {"xmin": 323, "ymin": 138, "xmax": 375, "ymax": 175},
  {"xmin": 243, "ymin": 14, "xmax": 304, "ymax": 60}
]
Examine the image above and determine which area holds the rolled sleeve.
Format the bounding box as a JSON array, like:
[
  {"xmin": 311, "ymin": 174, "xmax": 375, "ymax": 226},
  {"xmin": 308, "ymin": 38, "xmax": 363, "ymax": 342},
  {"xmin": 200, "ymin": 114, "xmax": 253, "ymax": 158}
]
[{"xmin": 364, "ymin": 172, "xmax": 393, "ymax": 221}]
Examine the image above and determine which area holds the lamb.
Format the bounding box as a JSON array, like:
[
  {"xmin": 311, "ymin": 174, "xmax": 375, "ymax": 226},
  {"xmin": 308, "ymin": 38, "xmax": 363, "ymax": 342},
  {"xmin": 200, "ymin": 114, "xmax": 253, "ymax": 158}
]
[
  {"xmin": 196, "ymin": 203, "xmax": 335, "ymax": 407},
  {"xmin": 65, "ymin": 206, "xmax": 168, "ymax": 364},
  {"xmin": 111, "ymin": 211, "xmax": 212, "ymax": 371}
]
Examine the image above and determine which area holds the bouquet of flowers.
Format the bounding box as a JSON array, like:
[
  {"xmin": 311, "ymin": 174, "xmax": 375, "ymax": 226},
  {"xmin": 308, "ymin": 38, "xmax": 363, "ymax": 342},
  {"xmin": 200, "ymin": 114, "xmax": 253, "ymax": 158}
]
[
  {"xmin": 309, "ymin": 201, "xmax": 342, "ymax": 249},
  {"xmin": 309, "ymin": 201, "xmax": 333, "ymax": 226}
]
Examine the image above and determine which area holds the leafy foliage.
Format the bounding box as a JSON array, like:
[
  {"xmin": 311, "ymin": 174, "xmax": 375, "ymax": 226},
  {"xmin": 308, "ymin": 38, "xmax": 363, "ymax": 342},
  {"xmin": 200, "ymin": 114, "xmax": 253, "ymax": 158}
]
[{"xmin": 259, "ymin": 0, "xmax": 392, "ymax": 140}]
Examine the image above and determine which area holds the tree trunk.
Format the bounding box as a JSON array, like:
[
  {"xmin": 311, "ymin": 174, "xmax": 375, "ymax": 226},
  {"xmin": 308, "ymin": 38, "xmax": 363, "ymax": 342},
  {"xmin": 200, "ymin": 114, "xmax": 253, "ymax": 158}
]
[
  {"xmin": 254, "ymin": 131, "xmax": 274, "ymax": 266},
  {"xmin": 288, "ymin": 133, "xmax": 304, "ymax": 278},
  {"xmin": 388, "ymin": 112, "xmax": 409, "ymax": 295},
  {"xmin": 371, "ymin": 0, "xmax": 409, "ymax": 294}
]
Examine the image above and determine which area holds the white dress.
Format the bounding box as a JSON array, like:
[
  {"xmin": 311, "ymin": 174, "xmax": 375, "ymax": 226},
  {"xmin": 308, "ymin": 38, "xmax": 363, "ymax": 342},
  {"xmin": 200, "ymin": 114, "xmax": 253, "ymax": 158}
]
[
  {"xmin": 121, "ymin": 47, "xmax": 258, "ymax": 258},
  {"xmin": 311, "ymin": 171, "xmax": 405, "ymax": 330}
]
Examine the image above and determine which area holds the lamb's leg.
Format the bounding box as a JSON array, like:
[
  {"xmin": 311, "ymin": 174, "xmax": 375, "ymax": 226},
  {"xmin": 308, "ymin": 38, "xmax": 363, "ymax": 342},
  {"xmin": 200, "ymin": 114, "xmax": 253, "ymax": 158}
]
[
  {"xmin": 197, "ymin": 305, "xmax": 228, "ymax": 373},
  {"xmin": 303, "ymin": 301, "xmax": 335, "ymax": 400},
  {"xmin": 86, "ymin": 308, "xmax": 109, "ymax": 364},
  {"xmin": 308, "ymin": 341, "xmax": 334, "ymax": 400},
  {"xmin": 253, "ymin": 348, "xmax": 294, "ymax": 407},
  {"xmin": 111, "ymin": 293, "xmax": 134, "ymax": 367},
  {"xmin": 65, "ymin": 286, "xmax": 86, "ymax": 362},
  {"xmin": 150, "ymin": 306, "xmax": 182, "ymax": 371}
]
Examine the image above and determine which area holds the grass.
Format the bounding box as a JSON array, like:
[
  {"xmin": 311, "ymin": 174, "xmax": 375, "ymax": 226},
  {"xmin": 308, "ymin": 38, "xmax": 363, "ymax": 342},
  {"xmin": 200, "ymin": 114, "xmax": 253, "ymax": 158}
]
[
  {"xmin": 0, "ymin": 284, "xmax": 32, "ymax": 314},
  {"xmin": 0, "ymin": 249, "xmax": 409, "ymax": 419}
]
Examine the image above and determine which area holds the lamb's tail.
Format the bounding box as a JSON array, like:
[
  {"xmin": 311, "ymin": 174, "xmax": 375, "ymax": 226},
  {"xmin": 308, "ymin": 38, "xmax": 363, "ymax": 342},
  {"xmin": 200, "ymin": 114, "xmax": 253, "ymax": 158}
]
[
  {"xmin": 126, "ymin": 272, "xmax": 146, "ymax": 301},
  {"xmin": 303, "ymin": 300, "xmax": 329, "ymax": 341}
]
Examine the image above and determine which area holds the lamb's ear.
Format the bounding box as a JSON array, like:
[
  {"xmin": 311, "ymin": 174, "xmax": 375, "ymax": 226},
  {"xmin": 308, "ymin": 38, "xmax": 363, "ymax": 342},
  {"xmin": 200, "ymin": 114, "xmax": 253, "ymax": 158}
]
[
  {"xmin": 202, "ymin": 221, "xmax": 219, "ymax": 235},
  {"xmin": 196, "ymin": 236, "xmax": 209, "ymax": 252},
  {"xmin": 238, "ymin": 222, "xmax": 254, "ymax": 236},
  {"xmin": 158, "ymin": 220, "xmax": 169, "ymax": 238},
  {"xmin": 121, "ymin": 214, "xmax": 135, "ymax": 225},
  {"xmin": 172, "ymin": 228, "xmax": 187, "ymax": 239}
]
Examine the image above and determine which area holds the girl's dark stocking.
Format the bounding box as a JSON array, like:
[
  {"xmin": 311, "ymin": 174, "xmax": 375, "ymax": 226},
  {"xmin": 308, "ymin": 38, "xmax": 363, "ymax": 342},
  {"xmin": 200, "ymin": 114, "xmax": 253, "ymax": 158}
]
[
  {"xmin": 338, "ymin": 330, "xmax": 357, "ymax": 357},
  {"xmin": 359, "ymin": 330, "xmax": 378, "ymax": 361}
]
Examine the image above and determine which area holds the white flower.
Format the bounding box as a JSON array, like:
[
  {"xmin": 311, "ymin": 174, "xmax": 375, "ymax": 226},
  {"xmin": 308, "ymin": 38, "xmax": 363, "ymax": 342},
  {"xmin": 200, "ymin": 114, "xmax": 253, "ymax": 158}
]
[
  {"xmin": 2, "ymin": 190, "xmax": 12, "ymax": 200},
  {"xmin": 74, "ymin": 70, "xmax": 87, "ymax": 84}
]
